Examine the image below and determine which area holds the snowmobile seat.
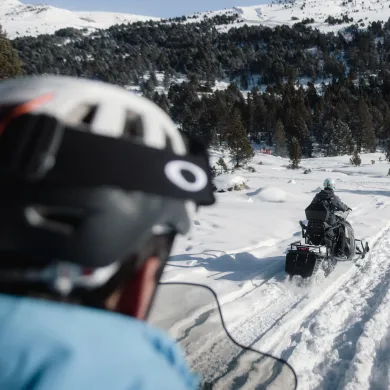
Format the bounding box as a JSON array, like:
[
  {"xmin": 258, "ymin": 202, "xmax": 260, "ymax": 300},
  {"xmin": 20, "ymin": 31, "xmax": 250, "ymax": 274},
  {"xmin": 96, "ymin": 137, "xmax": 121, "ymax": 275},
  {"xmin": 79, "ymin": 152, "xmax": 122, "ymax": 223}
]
[
  {"xmin": 305, "ymin": 202, "xmax": 329, "ymax": 222},
  {"xmin": 305, "ymin": 203, "xmax": 330, "ymax": 246}
]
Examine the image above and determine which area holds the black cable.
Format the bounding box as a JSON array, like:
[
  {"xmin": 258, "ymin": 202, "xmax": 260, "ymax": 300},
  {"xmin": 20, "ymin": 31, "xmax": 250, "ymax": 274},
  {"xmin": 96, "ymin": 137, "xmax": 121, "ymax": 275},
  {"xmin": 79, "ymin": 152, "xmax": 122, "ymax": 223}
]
[{"xmin": 158, "ymin": 281, "xmax": 298, "ymax": 389}]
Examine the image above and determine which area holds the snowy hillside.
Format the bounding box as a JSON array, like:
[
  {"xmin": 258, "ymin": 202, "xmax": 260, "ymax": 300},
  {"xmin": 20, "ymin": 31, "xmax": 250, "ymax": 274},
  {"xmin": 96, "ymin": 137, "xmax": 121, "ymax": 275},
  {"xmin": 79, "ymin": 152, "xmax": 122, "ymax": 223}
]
[
  {"xmin": 0, "ymin": 0, "xmax": 158, "ymax": 38},
  {"xmin": 150, "ymin": 150, "xmax": 390, "ymax": 389},
  {"xmin": 4, "ymin": 0, "xmax": 390, "ymax": 39},
  {"xmin": 188, "ymin": 0, "xmax": 390, "ymax": 33}
]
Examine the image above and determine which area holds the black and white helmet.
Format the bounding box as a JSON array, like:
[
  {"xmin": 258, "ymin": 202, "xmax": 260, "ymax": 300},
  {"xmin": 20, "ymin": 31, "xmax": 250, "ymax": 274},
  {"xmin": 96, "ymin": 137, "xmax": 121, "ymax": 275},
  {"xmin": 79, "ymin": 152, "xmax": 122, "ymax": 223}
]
[{"xmin": 0, "ymin": 75, "xmax": 215, "ymax": 303}]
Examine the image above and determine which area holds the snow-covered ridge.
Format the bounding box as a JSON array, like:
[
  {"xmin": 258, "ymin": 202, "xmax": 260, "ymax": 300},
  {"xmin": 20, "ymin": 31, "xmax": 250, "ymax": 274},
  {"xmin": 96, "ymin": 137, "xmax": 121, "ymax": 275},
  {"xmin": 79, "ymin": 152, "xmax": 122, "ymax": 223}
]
[
  {"xmin": 187, "ymin": 0, "xmax": 390, "ymax": 33},
  {"xmin": 0, "ymin": 0, "xmax": 159, "ymax": 39},
  {"xmin": 3, "ymin": 0, "xmax": 390, "ymax": 39}
]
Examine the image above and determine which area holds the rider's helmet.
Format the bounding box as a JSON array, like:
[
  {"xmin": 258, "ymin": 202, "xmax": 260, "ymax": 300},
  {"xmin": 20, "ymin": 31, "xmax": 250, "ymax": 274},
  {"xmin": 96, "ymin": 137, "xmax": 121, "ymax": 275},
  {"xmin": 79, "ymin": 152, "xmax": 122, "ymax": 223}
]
[
  {"xmin": 323, "ymin": 178, "xmax": 335, "ymax": 190},
  {"xmin": 0, "ymin": 75, "xmax": 215, "ymax": 312}
]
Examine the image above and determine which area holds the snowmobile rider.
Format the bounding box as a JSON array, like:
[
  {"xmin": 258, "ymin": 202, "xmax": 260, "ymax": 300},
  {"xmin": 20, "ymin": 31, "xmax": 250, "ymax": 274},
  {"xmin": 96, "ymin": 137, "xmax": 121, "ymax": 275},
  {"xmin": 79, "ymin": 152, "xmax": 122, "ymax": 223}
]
[
  {"xmin": 310, "ymin": 178, "xmax": 351, "ymax": 223},
  {"xmin": 310, "ymin": 178, "xmax": 352, "ymax": 255},
  {"xmin": 0, "ymin": 75, "xmax": 216, "ymax": 389}
]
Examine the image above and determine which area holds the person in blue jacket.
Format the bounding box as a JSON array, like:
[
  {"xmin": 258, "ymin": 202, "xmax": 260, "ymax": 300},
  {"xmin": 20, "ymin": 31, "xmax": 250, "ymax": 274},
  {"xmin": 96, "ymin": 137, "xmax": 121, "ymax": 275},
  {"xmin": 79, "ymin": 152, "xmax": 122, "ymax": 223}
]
[{"xmin": 0, "ymin": 75, "xmax": 216, "ymax": 389}]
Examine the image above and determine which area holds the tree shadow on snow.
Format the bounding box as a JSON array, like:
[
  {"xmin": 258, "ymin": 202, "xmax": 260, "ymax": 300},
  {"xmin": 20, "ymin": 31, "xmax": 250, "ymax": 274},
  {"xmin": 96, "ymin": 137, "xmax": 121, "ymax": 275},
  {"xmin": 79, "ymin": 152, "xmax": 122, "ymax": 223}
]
[{"xmin": 168, "ymin": 251, "xmax": 286, "ymax": 283}]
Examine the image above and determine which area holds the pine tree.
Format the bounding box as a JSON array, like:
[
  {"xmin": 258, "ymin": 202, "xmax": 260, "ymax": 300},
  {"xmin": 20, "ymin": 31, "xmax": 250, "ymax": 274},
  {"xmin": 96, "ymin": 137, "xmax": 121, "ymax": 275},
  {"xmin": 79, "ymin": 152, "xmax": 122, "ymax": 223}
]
[
  {"xmin": 311, "ymin": 101, "xmax": 324, "ymax": 141},
  {"xmin": 0, "ymin": 25, "xmax": 23, "ymax": 79},
  {"xmin": 211, "ymin": 165, "xmax": 218, "ymax": 178},
  {"xmin": 288, "ymin": 137, "xmax": 301, "ymax": 169},
  {"xmin": 227, "ymin": 110, "xmax": 254, "ymax": 168},
  {"xmin": 322, "ymin": 119, "xmax": 355, "ymax": 156},
  {"xmin": 244, "ymin": 90, "xmax": 255, "ymax": 137},
  {"xmin": 197, "ymin": 101, "xmax": 219, "ymax": 146},
  {"xmin": 240, "ymin": 73, "xmax": 249, "ymax": 90},
  {"xmin": 152, "ymin": 92, "xmax": 170, "ymax": 114},
  {"xmin": 216, "ymin": 157, "xmax": 229, "ymax": 174},
  {"xmin": 181, "ymin": 103, "xmax": 199, "ymax": 139},
  {"xmin": 357, "ymin": 97, "xmax": 376, "ymax": 152},
  {"xmin": 321, "ymin": 120, "xmax": 336, "ymax": 156},
  {"xmin": 132, "ymin": 74, "xmax": 140, "ymax": 86},
  {"xmin": 386, "ymin": 140, "xmax": 390, "ymax": 162},
  {"xmin": 370, "ymin": 106, "xmax": 384, "ymax": 139},
  {"xmin": 284, "ymin": 104, "xmax": 309, "ymax": 144},
  {"xmin": 335, "ymin": 119, "xmax": 355, "ymax": 154},
  {"xmin": 350, "ymin": 148, "xmax": 362, "ymax": 166},
  {"xmin": 163, "ymin": 70, "xmax": 171, "ymax": 89},
  {"xmin": 141, "ymin": 78, "xmax": 155, "ymax": 99},
  {"xmin": 251, "ymin": 89, "xmax": 267, "ymax": 138},
  {"xmin": 149, "ymin": 71, "xmax": 158, "ymax": 87},
  {"xmin": 188, "ymin": 73, "xmax": 199, "ymax": 86},
  {"xmin": 274, "ymin": 119, "xmax": 287, "ymax": 156}
]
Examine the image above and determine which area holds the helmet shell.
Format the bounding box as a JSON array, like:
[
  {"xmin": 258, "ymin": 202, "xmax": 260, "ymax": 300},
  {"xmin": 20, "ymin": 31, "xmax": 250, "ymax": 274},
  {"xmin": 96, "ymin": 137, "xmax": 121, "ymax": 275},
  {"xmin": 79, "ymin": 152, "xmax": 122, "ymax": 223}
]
[
  {"xmin": 0, "ymin": 75, "xmax": 196, "ymax": 269},
  {"xmin": 0, "ymin": 75, "xmax": 187, "ymax": 154},
  {"xmin": 323, "ymin": 178, "xmax": 335, "ymax": 190}
]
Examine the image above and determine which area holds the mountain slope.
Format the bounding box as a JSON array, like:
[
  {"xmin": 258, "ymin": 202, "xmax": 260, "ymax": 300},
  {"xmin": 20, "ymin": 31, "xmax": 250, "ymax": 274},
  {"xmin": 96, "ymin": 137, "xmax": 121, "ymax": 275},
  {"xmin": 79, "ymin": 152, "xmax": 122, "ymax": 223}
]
[
  {"xmin": 188, "ymin": 0, "xmax": 390, "ymax": 33},
  {"xmin": 0, "ymin": 0, "xmax": 159, "ymax": 38},
  {"xmin": 3, "ymin": 0, "xmax": 390, "ymax": 39}
]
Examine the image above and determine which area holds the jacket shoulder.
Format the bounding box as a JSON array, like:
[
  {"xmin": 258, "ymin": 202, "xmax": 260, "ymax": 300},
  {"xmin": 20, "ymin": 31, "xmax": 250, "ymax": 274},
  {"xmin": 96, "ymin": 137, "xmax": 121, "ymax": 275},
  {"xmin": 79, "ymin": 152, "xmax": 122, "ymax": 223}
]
[{"xmin": 0, "ymin": 295, "xmax": 198, "ymax": 390}]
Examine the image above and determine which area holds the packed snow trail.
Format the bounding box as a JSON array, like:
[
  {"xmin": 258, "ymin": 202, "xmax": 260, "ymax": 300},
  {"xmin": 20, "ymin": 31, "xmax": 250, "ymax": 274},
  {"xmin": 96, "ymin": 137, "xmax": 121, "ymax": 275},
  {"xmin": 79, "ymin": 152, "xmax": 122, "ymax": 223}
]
[
  {"xmin": 156, "ymin": 225, "xmax": 390, "ymax": 389},
  {"xmin": 155, "ymin": 152, "xmax": 390, "ymax": 389},
  {"xmin": 274, "ymin": 224, "xmax": 390, "ymax": 390}
]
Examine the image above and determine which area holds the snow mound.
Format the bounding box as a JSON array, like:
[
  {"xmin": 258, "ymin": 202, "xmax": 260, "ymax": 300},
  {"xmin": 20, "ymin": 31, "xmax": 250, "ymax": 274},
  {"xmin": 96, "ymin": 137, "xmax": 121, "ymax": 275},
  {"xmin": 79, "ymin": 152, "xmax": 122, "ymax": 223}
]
[
  {"xmin": 255, "ymin": 187, "xmax": 288, "ymax": 203},
  {"xmin": 213, "ymin": 174, "xmax": 247, "ymax": 192},
  {"xmin": 288, "ymin": 179, "xmax": 296, "ymax": 184}
]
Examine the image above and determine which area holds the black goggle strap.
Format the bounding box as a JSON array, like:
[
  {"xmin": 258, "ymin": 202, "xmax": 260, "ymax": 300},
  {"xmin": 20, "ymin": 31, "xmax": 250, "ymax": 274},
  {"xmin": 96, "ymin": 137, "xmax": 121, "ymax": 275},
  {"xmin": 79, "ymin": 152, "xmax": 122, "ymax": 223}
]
[{"xmin": 0, "ymin": 113, "xmax": 216, "ymax": 206}]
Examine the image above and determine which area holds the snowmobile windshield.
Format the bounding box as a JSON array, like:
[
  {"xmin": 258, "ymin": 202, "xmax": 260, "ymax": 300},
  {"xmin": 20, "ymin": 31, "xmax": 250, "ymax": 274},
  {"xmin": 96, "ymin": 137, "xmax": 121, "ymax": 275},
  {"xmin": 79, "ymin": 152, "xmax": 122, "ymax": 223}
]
[{"xmin": 148, "ymin": 282, "xmax": 297, "ymax": 390}]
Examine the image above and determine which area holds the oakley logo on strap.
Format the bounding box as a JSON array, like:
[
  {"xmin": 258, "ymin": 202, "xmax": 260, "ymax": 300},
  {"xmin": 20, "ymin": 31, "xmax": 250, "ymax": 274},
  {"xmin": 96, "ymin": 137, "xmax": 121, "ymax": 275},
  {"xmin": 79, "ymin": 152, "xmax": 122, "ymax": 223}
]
[{"xmin": 164, "ymin": 160, "xmax": 208, "ymax": 193}]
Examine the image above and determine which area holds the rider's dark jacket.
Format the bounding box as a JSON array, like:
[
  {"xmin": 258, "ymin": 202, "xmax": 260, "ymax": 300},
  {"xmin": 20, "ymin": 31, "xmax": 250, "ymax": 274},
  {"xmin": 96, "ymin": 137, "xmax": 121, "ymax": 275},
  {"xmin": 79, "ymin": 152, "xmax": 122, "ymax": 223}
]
[{"xmin": 310, "ymin": 188, "xmax": 349, "ymax": 225}]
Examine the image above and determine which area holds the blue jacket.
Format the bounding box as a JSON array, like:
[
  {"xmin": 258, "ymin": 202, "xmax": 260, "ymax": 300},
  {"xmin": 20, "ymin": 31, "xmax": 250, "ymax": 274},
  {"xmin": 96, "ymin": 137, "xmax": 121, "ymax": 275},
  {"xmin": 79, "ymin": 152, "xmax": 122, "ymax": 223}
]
[{"xmin": 0, "ymin": 294, "xmax": 198, "ymax": 390}]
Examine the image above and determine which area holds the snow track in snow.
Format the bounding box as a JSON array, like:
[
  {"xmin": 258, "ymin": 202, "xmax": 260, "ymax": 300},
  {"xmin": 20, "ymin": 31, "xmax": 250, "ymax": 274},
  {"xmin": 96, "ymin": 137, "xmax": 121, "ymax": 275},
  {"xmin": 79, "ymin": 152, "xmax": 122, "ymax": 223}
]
[
  {"xmin": 167, "ymin": 217, "xmax": 390, "ymax": 389},
  {"xmin": 162, "ymin": 152, "xmax": 390, "ymax": 389},
  {"xmin": 276, "ymin": 224, "xmax": 390, "ymax": 390},
  {"xmin": 194, "ymin": 220, "xmax": 390, "ymax": 389}
]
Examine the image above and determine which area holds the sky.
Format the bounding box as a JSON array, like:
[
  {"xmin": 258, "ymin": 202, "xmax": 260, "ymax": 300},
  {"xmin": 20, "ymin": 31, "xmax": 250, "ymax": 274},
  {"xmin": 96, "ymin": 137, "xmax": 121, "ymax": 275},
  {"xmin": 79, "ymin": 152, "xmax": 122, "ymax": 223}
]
[{"xmin": 24, "ymin": 1, "xmax": 270, "ymax": 18}]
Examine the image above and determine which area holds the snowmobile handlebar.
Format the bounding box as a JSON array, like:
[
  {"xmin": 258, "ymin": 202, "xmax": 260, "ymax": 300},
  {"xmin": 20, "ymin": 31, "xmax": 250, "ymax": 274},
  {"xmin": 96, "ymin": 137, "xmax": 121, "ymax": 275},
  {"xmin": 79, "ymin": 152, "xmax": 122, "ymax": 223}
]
[{"xmin": 334, "ymin": 210, "xmax": 351, "ymax": 219}]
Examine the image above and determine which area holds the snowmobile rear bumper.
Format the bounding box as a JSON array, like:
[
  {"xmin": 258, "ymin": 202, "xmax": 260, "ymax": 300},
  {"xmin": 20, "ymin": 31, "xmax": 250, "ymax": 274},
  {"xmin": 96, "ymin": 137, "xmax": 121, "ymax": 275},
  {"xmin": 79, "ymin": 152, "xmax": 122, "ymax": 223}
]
[
  {"xmin": 285, "ymin": 241, "xmax": 326, "ymax": 278},
  {"xmin": 285, "ymin": 250, "xmax": 322, "ymax": 278}
]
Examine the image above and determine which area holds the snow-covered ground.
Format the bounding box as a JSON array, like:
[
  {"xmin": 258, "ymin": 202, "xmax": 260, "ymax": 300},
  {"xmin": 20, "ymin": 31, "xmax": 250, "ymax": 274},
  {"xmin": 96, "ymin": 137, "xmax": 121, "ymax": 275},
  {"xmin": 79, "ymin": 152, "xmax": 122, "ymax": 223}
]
[
  {"xmin": 0, "ymin": 0, "xmax": 158, "ymax": 38},
  {"xmin": 151, "ymin": 150, "xmax": 390, "ymax": 389}
]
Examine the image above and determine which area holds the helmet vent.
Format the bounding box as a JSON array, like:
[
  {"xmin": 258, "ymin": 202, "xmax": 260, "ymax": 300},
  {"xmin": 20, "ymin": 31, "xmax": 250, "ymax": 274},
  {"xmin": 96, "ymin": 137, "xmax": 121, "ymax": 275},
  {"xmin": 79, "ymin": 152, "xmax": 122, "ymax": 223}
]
[
  {"xmin": 67, "ymin": 104, "xmax": 98, "ymax": 127},
  {"xmin": 25, "ymin": 206, "xmax": 84, "ymax": 235},
  {"xmin": 165, "ymin": 134, "xmax": 174, "ymax": 152},
  {"xmin": 123, "ymin": 110, "xmax": 144, "ymax": 142},
  {"xmin": 81, "ymin": 105, "xmax": 98, "ymax": 126}
]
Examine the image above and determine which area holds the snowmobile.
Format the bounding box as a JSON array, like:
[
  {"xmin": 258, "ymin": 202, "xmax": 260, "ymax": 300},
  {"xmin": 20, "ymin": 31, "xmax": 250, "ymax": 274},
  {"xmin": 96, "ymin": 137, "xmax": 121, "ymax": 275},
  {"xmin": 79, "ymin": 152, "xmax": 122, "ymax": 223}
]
[{"xmin": 285, "ymin": 202, "xmax": 370, "ymax": 279}]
